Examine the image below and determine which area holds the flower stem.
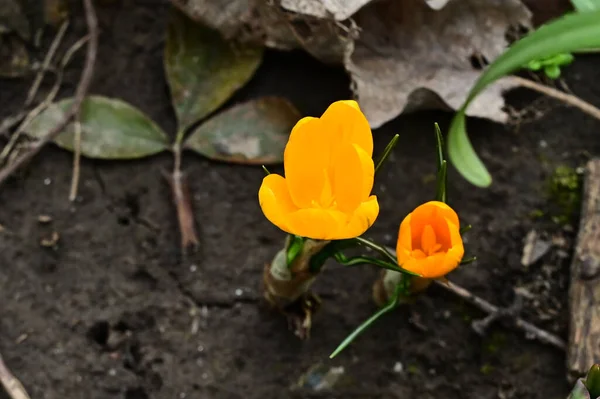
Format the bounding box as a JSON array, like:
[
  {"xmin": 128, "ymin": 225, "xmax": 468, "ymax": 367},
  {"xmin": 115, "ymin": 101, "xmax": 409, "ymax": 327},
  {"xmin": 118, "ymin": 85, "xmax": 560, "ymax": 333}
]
[{"xmin": 263, "ymin": 238, "xmax": 330, "ymax": 309}]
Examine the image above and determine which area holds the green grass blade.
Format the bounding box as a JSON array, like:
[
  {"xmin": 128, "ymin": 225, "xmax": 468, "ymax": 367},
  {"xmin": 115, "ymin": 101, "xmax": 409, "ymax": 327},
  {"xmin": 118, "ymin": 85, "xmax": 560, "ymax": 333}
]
[
  {"xmin": 329, "ymin": 292, "xmax": 399, "ymax": 359},
  {"xmin": 571, "ymin": 0, "xmax": 600, "ymax": 12},
  {"xmin": 448, "ymin": 10, "xmax": 600, "ymax": 187}
]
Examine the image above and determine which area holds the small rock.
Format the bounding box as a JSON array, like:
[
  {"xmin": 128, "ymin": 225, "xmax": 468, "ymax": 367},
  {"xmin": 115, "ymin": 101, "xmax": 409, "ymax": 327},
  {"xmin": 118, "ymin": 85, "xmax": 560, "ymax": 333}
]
[
  {"xmin": 521, "ymin": 230, "xmax": 551, "ymax": 267},
  {"xmin": 393, "ymin": 362, "xmax": 404, "ymax": 373}
]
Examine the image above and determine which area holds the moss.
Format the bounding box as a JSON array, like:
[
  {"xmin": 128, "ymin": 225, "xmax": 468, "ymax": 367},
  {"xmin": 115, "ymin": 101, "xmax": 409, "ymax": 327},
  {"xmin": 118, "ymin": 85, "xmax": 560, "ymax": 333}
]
[
  {"xmin": 483, "ymin": 332, "xmax": 507, "ymax": 355},
  {"xmin": 547, "ymin": 165, "xmax": 582, "ymax": 225},
  {"xmin": 407, "ymin": 364, "xmax": 421, "ymax": 375},
  {"xmin": 480, "ymin": 363, "xmax": 495, "ymax": 375}
]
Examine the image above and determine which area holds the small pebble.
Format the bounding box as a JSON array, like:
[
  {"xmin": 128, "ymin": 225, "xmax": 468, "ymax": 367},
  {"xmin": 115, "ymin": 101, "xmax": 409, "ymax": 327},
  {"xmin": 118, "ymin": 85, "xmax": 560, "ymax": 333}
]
[
  {"xmin": 189, "ymin": 264, "xmax": 197, "ymax": 272},
  {"xmin": 393, "ymin": 362, "xmax": 404, "ymax": 373},
  {"xmin": 235, "ymin": 288, "xmax": 243, "ymax": 296},
  {"xmin": 44, "ymin": 178, "xmax": 52, "ymax": 185}
]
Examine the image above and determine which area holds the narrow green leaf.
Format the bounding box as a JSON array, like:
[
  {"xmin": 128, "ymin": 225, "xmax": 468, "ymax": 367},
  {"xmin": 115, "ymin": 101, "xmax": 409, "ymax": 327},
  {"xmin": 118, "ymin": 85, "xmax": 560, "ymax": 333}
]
[
  {"xmin": 184, "ymin": 97, "xmax": 300, "ymax": 164},
  {"xmin": 572, "ymin": 0, "xmax": 600, "ymax": 12},
  {"xmin": 585, "ymin": 364, "xmax": 600, "ymax": 398},
  {"xmin": 375, "ymin": 134, "xmax": 399, "ymax": 175},
  {"xmin": 434, "ymin": 123, "xmax": 444, "ymax": 171},
  {"xmin": 460, "ymin": 224, "xmax": 473, "ymax": 235},
  {"xmin": 334, "ymin": 252, "xmax": 407, "ymax": 273},
  {"xmin": 26, "ymin": 96, "xmax": 170, "ymax": 159},
  {"xmin": 460, "ymin": 256, "xmax": 477, "ymax": 265},
  {"xmin": 165, "ymin": 8, "xmax": 264, "ymax": 130},
  {"xmin": 448, "ymin": 10, "xmax": 600, "ymax": 187},
  {"xmin": 330, "ymin": 285, "xmax": 401, "ymax": 358},
  {"xmin": 286, "ymin": 235, "xmax": 305, "ymax": 266},
  {"xmin": 436, "ymin": 160, "xmax": 448, "ymax": 203}
]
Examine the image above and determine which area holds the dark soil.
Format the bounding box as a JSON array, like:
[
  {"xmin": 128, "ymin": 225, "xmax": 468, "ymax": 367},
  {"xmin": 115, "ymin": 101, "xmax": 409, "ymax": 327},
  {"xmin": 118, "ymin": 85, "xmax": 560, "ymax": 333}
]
[{"xmin": 1, "ymin": 3, "xmax": 600, "ymax": 399}]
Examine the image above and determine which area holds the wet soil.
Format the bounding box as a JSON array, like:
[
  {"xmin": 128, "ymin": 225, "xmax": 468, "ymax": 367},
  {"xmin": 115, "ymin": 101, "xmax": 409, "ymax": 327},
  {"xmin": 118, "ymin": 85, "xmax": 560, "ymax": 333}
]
[{"xmin": 1, "ymin": 2, "xmax": 600, "ymax": 399}]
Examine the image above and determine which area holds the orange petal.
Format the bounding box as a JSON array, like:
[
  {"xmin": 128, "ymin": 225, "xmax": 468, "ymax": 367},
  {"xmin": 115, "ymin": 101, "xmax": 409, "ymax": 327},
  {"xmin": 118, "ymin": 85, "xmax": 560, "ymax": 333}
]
[
  {"xmin": 332, "ymin": 143, "xmax": 375, "ymax": 212},
  {"xmin": 284, "ymin": 117, "xmax": 329, "ymax": 208},
  {"xmin": 258, "ymin": 174, "xmax": 297, "ymax": 234},
  {"xmin": 320, "ymin": 100, "xmax": 373, "ymax": 157},
  {"xmin": 335, "ymin": 195, "xmax": 379, "ymax": 239},
  {"xmin": 285, "ymin": 208, "xmax": 347, "ymax": 240},
  {"xmin": 396, "ymin": 213, "xmax": 413, "ymax": 258},
  {"xmin": 427, "ymin": 201, "xmax": 460, "ymax": 227}
]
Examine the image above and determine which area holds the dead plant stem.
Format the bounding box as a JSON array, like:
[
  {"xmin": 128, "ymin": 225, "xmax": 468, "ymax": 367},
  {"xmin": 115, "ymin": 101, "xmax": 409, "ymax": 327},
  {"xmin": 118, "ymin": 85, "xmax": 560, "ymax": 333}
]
[
  {"xmin": 0, "ymin": 0, "xmax": 98, "ymax": 188},
  {"xmin": 0, "ymin": 352, "xmax": 31, "ymax": 399},
  {"xmin": 512, "ymin": 75, "xmax": 600, "ymax": 121},
  {"xmin": 434, "ymin": 279, "xmax": 566, "ymax": 350},
  {"xmin": 69, "ymin": 120, "xmax": 82, "ymax": 201}
]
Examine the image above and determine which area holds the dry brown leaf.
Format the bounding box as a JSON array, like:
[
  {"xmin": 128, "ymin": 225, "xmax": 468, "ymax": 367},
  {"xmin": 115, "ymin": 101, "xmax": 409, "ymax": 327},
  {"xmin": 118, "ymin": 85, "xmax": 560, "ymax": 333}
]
[
  {"xmin": 171, "ymin": 0, "xmax": 533, "ymax": 126},
  {"xmin": 346, "ymin": 0, "xmax": 532, "ymax": 128},
  {"xmin": 169, "ymin": 0, "xmax": 354, "ymax": 63},
  {"xmin": 280, "ymin": 0, "xmax": 371, "ymax": 20}
]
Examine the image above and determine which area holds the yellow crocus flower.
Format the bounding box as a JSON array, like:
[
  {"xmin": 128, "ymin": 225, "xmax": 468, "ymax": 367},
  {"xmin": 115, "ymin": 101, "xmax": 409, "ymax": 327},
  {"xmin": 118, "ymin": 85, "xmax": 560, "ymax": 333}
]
[{"xmin": 259, "ymin": 100, "xmax": 379, "ymax": 240}]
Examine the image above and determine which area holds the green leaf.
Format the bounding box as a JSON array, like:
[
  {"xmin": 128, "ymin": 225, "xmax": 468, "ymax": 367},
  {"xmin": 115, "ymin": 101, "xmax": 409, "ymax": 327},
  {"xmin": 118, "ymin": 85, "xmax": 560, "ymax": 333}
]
[
  {"xmin": 585, "ymin": 364, "xmax": 600, "ymax": 398},
  {"xmin": 572, "ymin": 0, "xmax": 600, "ymax": 12},
  {"xmin": 26, "ymin": 96, "xmax": 170, "ymax": 159},
  {"xmin": 448, "ymin": 10, "xmax": 600, "ymax": 187},
  {"xmin": 374, "ymin": 134, "xmax": 399, "ymax": 175},
  {"xmin": 165, "ymin": 8, "xmax": 264, "ymax": 130},
  {"xmin": 434, "ymin": 123, "xmax": 447, "ymax": 203},
  {"xmin": 286, "ymin": 235, "xmax": 305, "ymax": 266},
  {"xmin": 183, "ymin": 97, "xmax": 300, "ymax": 164},
  {"xmin": 329, "ymin": 284, "xmax": 401, "ymax": 359}
]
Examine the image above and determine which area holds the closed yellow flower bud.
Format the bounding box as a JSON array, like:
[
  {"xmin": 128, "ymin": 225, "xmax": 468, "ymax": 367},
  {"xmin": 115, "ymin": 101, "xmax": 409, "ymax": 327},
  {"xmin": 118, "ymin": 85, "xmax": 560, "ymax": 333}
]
[
  {"xmin": 396, "ymin": 201, "xmax": 464, "ymax": 278},
  {"xmin": 258, "ymin": 100, "xmax": 379, "ymax": 240}
]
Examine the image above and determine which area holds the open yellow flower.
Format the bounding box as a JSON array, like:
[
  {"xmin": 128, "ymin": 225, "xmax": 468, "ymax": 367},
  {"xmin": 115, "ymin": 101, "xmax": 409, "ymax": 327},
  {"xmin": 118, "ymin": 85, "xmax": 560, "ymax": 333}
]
[
  {"xmin": 258, "ymin": 100, "xmax": 379, "ymax": 240},
  {"xmin": 396, "ymin": 201, "xmax": 464, "ymax": 278}
]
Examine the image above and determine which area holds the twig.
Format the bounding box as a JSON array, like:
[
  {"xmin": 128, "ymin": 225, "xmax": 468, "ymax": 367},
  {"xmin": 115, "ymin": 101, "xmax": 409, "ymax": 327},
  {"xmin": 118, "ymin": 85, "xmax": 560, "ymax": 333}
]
[
  {"xmin": 0, "ymin": 0, "xmax": 98, "ymax": 188},
  {"xmin": 511, "ymin": 75, "xmax": 600, "ymax": 121},
  {"xmin": 434, "ymin": 279, "xmax": 566, "ymax": 350},
  {"xmin": 68, "ymin": 120, "xmax": 82, "ymax": 201},
  {"xmin": 0, "ymin": 352, "xmax": 31, "ymax": 399},
  {"xmin": 166, "ymin": 145, "xmax": 199, "ymax": 250},
  {"xmin": 0, "ymin": 36, "xmax": 89, "ymax": 142},
  {"xmin": 25, "ymin": 20, "xmax": 70, "ymax": 107}
]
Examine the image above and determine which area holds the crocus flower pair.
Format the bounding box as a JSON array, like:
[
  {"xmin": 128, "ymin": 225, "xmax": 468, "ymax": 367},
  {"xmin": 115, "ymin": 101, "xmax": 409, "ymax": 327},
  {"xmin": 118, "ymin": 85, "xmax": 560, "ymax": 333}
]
[{"xmin": 258, "ymin": 100, "xmax": 464, "ymax": 278}]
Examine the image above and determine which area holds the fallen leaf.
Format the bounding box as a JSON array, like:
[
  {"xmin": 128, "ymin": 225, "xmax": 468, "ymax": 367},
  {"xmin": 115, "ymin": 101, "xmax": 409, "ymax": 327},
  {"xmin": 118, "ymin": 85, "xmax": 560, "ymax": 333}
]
[
  {"xmin": 165, "ymin": 7, "xmax": 264, "ymax": 130},
  {"xmin": 25, "ymin": 96, "xmax": 170, "ymax": 159},
  {"xmin": 169, "ymin": 0, "xmax": 353, "ymax": 64},
  {"xmin": 346, "ymin": 0, "xmax": 532, "ymax": 128},
  {"xmin": 0, "ymin": 33, "xmax": 29, "ymax": 78},
  {"xmin": 183, "ymin": 97, "xmax": 300, "ymax": 164},
  {"xmin": 280, "ymin": 0, "xmax": 371, "ymax": 20}
]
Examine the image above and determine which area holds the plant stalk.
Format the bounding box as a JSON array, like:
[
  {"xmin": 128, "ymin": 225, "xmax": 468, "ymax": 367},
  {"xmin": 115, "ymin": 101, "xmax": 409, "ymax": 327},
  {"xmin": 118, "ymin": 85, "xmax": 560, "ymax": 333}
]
[{"xmin": 263, "ymin": 237, "xmax": 330, "ymax": 309}]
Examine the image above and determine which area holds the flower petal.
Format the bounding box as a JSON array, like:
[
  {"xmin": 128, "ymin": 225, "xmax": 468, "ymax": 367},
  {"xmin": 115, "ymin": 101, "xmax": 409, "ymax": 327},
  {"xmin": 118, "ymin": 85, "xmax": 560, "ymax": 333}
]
[
  {"xmin": 332, "ymin": 143, "xmax": 375, "ymax": 212},
  {"xmin": 397, "ymin": 213, "xmax": 413, "ymax": 261},
  {"xmin": 285, "ymin": 208, "xmax": 347, "ymax": 240},
  {"xmin": 336, "ymin": 195, "xmax": 379, "ymax": 239},
  {"xmin": 258, "ymin": 174, "xmax": 297, "ymax": 234},
  {"xmin": 320, "ymin": 100, "xmax": 373, "ymax": 157},
  {"xmin": 284, "ymin": 117, "xmax": 328, "ymax": 208}
]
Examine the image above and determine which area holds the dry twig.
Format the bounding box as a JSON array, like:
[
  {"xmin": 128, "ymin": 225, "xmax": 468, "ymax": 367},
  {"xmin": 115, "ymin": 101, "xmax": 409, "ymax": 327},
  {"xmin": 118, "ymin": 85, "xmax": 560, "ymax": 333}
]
[
  {"xmin": 511, "ymin": 75, "xmax": 600, "ymax": 122},
  {"xmin": 68, "ymin": 120, "xmax": 82, "ymax": 201},
  {"xmin": 0, "ymin": 0, "xmax": 98, "ymax": 188},
  {"xmin": 434, "ymin": 279, "xmax": 566, "ymax": 350},
  {"xmin": 0, "ymin": 352, "xmax": 31, "ymax": 399}
]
